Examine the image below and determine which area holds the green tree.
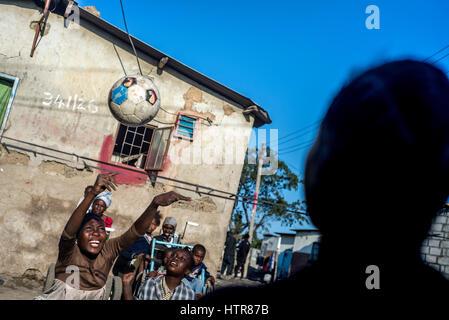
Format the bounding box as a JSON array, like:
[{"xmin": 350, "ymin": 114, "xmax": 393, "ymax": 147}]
[
  {"xmin": 250, "ymin": 231, "xmax": 263, "ymax": 249},
  {"xmin": 231, "ymin": 148, "xmax": 308, "ymax": 237}
]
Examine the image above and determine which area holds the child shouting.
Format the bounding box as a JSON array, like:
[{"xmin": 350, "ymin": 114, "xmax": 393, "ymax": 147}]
[
  {"xmin": 123, "ymin": 247, "xmax": 195, "ymax": 300},
  {"xmin": 35, "ymin": 173, "xmax": 190, "ymax": 300}
]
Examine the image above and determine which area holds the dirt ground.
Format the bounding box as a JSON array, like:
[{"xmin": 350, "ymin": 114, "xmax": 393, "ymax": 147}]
[
  {"xmin": 0, "ymin": 271, "xmax": 44, "ymax": 300},
  {"xmin": 0, "ymin": 267, "xmax": 264, "ymax": 300},
  {"xmin": 0, "ymin": 284, "xmax": 42, "ymax": 300}
]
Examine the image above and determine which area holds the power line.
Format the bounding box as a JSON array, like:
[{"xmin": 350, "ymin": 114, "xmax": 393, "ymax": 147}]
[
  {"xmin": 278, "ymin": 126, "xmax": 317, "ymax": 146},
  {"xmin": 151, "ymin": 118, "xmax": 177, "ymax": 125},
  {"xmin": 283, "ymin": 160, "xmax": 301, "ymax": 175},
  {"xmin": 423, "ymin": 44, "xmax": 449, "ymax": 62},
  {"xmin": 87, "ymin": 163, "xmax": 298, "ymax": 214},
  {"xmin": 281, "ymin": 143, "xmax": 314, "ymax": 155},
  {"xmin": 157, "ymin": 107, "xmax": 220, "ymax": 127},
  {"xmin": 278, "ymin": 120, "xmax": 320, "ymax": 142},
  {"xmin": 431, "ymin": 51, "xmax": 449, "ymax": 65},
  {"xmin": 276, "ymin": 46, "xmax": 449, "ymax": 156},
  {"xmin": 112, "ymin": 43, "xmax": 128, "ymax": 76},
  {"xmin": 0, "ymin": 136, "xmax": 307, "ymax": 216},
  {"xmin": 159, "ymin": 106, "xmax": 178, "ymax": 116},
  {"xmin": 119, "ymin": 0, "xmax": 143, "ymax": 76},
  {"xmin": 279, "ymin": 142, "xmax": 314, "ymax": 155},
  {"xmin": 277, "ymin": 44, "xmax": 449, "ymax": 150},
  {"xmin": 278, "ymin": 138, "xmax": 316, "ymax": 153}
]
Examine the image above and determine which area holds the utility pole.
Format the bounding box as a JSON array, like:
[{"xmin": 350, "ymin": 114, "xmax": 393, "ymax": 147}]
[
  {"xmin": 273, "ymin": 236, "xmax": 281, "ymax": 282},
  {"xmin": 243, "ymin": 142, "xmax": 265, "ymax": 278}
]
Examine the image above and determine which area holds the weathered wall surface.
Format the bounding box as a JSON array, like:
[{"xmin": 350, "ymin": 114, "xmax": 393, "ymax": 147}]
[{"xmin": 0, "ymin": 1, "xmax": 256, "ymax": 277}]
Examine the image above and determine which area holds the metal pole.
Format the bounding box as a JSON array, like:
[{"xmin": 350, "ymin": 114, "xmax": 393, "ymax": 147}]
[
  {"xmin": 30, "ymin": 0, "xmax": 51, "ymax": 57},
  {"xmin": 181, "ymin": 221, "xmax": 188, "ymax": 240},
  {"xmin": 273, "ymin": 236, "xmax": 281, "ymax": 282},
  {"xmin": 243, "ymin": 142, "xmax": 265, "ymax": 278},
  {"xmin": 150, "ymin": 238, "xmax": 156, "ymax": 271}
]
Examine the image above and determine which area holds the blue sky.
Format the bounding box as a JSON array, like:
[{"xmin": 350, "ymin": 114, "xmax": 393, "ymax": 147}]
[{"xmin": 77, "ymin": 0, "xmax": 449, "ymax": 235}]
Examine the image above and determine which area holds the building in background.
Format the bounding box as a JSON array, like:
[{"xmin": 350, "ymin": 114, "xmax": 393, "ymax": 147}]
[
  {"xmin": 290, "ymin": 228, "xmax": 321, "ymax": 275},
  {"xmin": 260, "ymin": 233, "xmax": 279, "ymax": 258},
  {"xmin": 0, "ymin": 0, "xmax": 270, "ymax": 277},
  {"xmin": 260, "ymin": 232, "xmax": 295, "ymax": 280},
  {"xmin": 276, "ymin": 232, "xmax": 295, "ymax": 252},
  {"xmin": 273, "ymin": 232, "xmax": 294, "ymax": 280}
]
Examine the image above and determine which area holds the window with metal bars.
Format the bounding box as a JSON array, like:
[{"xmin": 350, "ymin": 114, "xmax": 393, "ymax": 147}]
[
  {"xmin": 173, "ymin": 113, "xmax": 197, "ymax": 141},
  {"xmin": 112, "ymin": 124, "xmax": 172, "ymax": 171}
]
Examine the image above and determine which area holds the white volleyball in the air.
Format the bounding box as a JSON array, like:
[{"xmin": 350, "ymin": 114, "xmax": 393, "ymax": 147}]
[{"xmin": 108, "ymin": 75, "xmax": 161, "ymax": 126}]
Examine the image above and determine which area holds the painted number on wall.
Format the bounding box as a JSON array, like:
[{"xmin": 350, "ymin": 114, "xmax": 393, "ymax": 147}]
[{"xmin": 42, "ymin": 92, "xmax": 98, "ymax": 114}]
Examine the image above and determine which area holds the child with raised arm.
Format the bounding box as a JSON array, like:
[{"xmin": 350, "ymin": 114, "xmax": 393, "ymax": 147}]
[{"xmin": 35, "ymin": 173, "xmax": 190, "ymax": 300}]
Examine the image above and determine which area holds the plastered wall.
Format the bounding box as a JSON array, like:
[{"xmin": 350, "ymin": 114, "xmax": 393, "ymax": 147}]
[{"xmin": 0, "ymin": 1, "xmax": 256, "ymax": 276}]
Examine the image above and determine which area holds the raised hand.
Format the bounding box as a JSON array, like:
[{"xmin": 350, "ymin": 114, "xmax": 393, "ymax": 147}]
[
  {"xmin": 134, "ymin": 191, "xmax": 191, "ymax": 236},
  {"xmin": 152, "ymin": 191, "xmax": 191, "ymax": 207},
  {"xmin": 64, "ymin": 173, "xmax": 118, "ymax": 237},
  {"xmin": 92, "ymin": 173, "xmax": 118, "ymax": 195}
]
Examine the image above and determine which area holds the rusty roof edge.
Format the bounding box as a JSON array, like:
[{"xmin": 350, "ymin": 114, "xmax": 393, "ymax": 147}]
[{"xmin": 76, "ymin": 6, "xmax": 271, "ymax": 127}]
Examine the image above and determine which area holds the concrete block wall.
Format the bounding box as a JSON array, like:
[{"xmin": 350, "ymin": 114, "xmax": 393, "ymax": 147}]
[{"xmin": 421, "ymin": 208, "xmax": 449, "ymax": 279}]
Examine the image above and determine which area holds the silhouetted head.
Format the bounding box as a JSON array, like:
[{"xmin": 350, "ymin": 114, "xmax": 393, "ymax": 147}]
[{"xmin": 305, "ymin": 60, "xmax": 449, "ymax": 255}]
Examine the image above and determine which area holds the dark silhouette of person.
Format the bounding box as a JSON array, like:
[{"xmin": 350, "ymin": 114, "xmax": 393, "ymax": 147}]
[
  {"xmin": 234, "ymin": 233, "xmax": 250, "ymax": 279},
  {"xmin": 220, "ymin": 231, "xmax": 237, "ymax": 277},
  {"xmin": 203, "ymin": 60, "xmax": 449, "ymax": 311}
]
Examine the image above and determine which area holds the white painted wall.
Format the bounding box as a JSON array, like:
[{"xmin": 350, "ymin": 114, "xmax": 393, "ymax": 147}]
[
  {"xmin": 279, "ymin": 235, "xmax": 295, "ymax": 252},
  {"xmin": 293, "ymin": 231, "xmax": 321, "ymax": 254},
  {"xmin": 261, "ymin": 236, "xmax": 279, "ymax": 256}
]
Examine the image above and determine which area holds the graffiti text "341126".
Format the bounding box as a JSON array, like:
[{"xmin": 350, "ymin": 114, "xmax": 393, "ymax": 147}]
[{"xmin": 42, "ymin": 92, "xmax": 98, "ymax": 114}]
